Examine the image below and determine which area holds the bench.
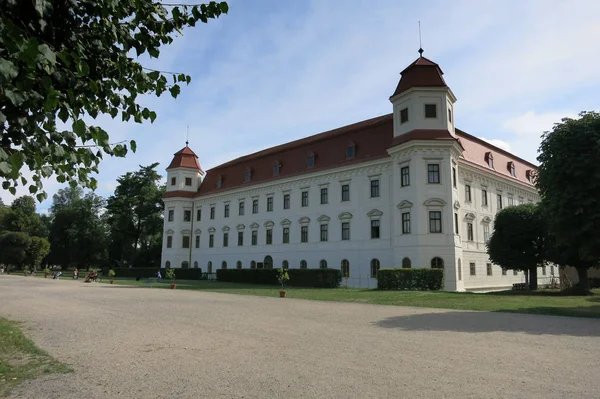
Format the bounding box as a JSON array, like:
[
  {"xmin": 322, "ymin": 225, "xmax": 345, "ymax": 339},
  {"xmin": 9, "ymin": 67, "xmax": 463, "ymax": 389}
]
[{"xmin": 512, "ymin": 282, "xmax": 528, "ymax": 290}]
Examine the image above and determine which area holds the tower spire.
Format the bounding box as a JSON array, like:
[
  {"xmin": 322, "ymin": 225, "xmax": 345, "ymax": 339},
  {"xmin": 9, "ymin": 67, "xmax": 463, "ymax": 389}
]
[
  {"xmin": 186, "ymin": 125, "xmax": 189, "ymax": 147},
  {"xmin": 418, "ymin": 21, "xmax": 424, "ymax": 57}
]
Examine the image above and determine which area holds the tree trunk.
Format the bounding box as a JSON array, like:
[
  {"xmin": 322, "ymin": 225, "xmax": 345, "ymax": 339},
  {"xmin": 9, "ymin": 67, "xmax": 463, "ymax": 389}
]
[
  {"xmin": 529, "ymin": 267, "xmax": 538, "ymax": 290},
  {"xmin": 575, "ymin": 267, "xmax": 590, "ymax": 294}
]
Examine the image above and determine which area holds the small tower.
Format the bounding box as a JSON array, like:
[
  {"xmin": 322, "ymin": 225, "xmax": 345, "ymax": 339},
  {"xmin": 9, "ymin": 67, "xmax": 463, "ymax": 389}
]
[
  {"xmin": 166, "ymin": 145, "xmax": 204, "ymax": 192},
  {"xmin": 389, "ymin": 50, "xmax": 457, "ymax": 138}
]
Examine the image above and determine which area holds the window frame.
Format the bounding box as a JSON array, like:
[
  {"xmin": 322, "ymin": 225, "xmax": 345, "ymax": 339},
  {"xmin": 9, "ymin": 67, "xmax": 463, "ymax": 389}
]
[
  {"xmin": 267, "ymin": 197, "xmax": 274, "ymax": 212},
  {"xmin": 482, "ymin": 189, "xmax": 488, "ymax": 206},
  {"xmin": 185, "ymin": 177, "xmax": 192, "ymax": 186},
  {"xmin": 301, "ymin": 191, "xmax": 309, "ymax": 207},
  {"xmin": 300, "ymin": 226, "xmax": 309, "ymax": 243},
  {"xmin": 320, "ymin": 187, "xmax": 328, "ymax": 205},
  {"xmin": 168, "ymin": 209, "xmax": 174, "ymax": 222},
  {"xmin": 401, "ymin": 212, "xmax": 410, "ymax": 234},
  {"xmin": 370, "ymin": 179, "xmax": 380, "ymax": 198},
  {"xmin": 427, "ymin": 164, "xmax": 440, "ymax": 184},
  {"xmin": 238, "ymin": 201, "xmax": 245, "ymax": 216},
  {"xmin": 252, "ymin": 199, "xmax": 259, "ymax": 214},
  {"xmin": 224, "ymin": 204, "xmax": 230, "ymax": 218},
  {"xmin": 400, "ymin": 107, "xmax": 408, "ymax": 123},
  {"xmin": 429, "ymin": 211, "xmax": 442, "ymax": 233},
  {"xmin": 320, "ymin": 224, "xmax": 328, "ymax": 242},
  {"xmin": 223, "ymin": 233, "xmax": 228, "ymax": 247},
  {"xmin": 195, "ymin": 235, "xmax": 200, "ymax": 248},
  {"xmin": 208, "ymin": 234, "xmax": 214, "ymax": 248},
  {"xmin": 341, "ymin": 222, "xmax": 350, "ymax": 241},
  {"xmin": 465, "ymin": 185, "xmax": 472, "ymax": 202},
  {"xmin": 486, "ymin": 263, "xmax": 493, "ymax": 276},
  {"xmin": 282, "ymin": 227, "xmax": 290, "ymax": 244},
  {"xmin": 341, "ymin": 184, "xmax": 350, "ymax": 202},
  {"xmin": 210, "ymin": 206, "xmax": 215, "ymax": 220},
  {"xmin": 467, "ymin": 222, "xmax": 474, "ymax": 241},
  {"xmin": 166, "ymin": 235, "xmax": 173, "ymax": 248},
  {"xmin": 424, "ymin": 103, "xmax": 437, "ymax": 118},
  {"xmin": 370, "ymin": 219, "xmax": 380, "ymax": 239},
  {"xmin": 470, "ymin": 262, "xmax": 476, "ymax": 276},
  {"xmin": 370, "ymin": 259, "xmax": 380, "ymax": 278},
  {"xmin": 266, "ymin": 229, "xmax": 273, "ymax": 245},
  {"xmin": 237, "ymin": 231, "xmax": 243, "ymax": 246},
  {"xmin": 400, "ymin": 166, "xmax": 410, "ymax": 187},
  {"xmin": 251, "ymin": 230, "xmax": 258, "ymax": 246},
  {"xmin": 183, "ymin": 210, "xmax": 191, "ymax": 222},
  {"xmin": 283, "ymin": 194, "xmax": 290, "ymax": 209}
]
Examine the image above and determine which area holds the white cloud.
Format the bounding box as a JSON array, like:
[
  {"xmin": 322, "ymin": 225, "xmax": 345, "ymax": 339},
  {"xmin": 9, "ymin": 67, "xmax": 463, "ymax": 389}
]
[
  {"xmin": 503, "ymin": 111, "xmax": 577, "ymax": 136},
  {"xmin": 477, "ymin": 137, "xmax": 511, "ymax": 152}
]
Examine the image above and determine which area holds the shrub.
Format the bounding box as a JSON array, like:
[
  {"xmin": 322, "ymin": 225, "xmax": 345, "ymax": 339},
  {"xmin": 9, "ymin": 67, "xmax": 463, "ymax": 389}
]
[
  {"xmin": 217, "ymin": 268, "xmax": 341, "ymax": 288},
  {"xmin": 377, "ymin": 268, "xmax": 444, "ymax": 291}
]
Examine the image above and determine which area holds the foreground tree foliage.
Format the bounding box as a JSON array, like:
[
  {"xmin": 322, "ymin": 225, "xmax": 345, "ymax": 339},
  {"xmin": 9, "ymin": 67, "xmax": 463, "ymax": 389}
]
[
  {"xmin": 536, "ymin": 111, "xmax": 600, "ymax": 293},
  {"xmin": 0, "ymin": 0, "xmax": 228, "ymax": 200},
  {"xmin": 487, "ymin": 204, "xmax": 546, "ymax": 290}
]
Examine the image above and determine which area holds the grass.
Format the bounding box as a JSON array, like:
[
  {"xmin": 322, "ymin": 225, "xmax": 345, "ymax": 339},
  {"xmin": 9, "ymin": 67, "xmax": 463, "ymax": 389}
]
[{"xmin": 0, "ymin": 317, "xmax": 71, "ymax": 397}]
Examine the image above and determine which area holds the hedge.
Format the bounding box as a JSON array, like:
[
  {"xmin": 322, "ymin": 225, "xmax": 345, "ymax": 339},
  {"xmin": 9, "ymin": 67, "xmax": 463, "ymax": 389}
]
[
  {"xmin": 100, "ymin": 267, "xmax": 206, "ymax": 280},
  {"xmin": 217, "ymin": 268, "xmax": 342, "ymax": 288},
  {"xmin": 377, "ymin": 268, "xmax": 444, "ymax": 291}
]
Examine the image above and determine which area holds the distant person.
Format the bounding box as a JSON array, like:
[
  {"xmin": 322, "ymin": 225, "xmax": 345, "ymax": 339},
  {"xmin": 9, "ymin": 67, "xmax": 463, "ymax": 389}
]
[
  {"xmin": 0, "ymin": 266, "xmax": 4, "ymax": 274},
  {"xmin": 157, "ymin": 270, "xmax": 162, "ymax": 280},
  {"xmin": 73, "ymin": 268, "xmax": 79, "ymax": 280}
]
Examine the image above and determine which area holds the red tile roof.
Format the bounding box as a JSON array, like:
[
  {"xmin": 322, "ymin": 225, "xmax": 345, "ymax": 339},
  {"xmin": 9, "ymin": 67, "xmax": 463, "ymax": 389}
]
[
  {"xmin": 167, "ymin": 146, "xmax": 203, "ymax": 171},
  {"xmin": 165, "ymin": 115, "xmax": 536, "ymax": 199},
  {"xmin": 391, "ymin": 56, "xmax": 447, "ymax": 98}
]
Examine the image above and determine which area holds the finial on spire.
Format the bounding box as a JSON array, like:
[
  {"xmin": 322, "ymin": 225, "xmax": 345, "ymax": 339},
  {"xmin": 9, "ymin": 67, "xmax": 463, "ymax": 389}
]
[
  {"xmin": 418, "ymin": 21, "xmax": 424, "ymax": 57},
  {"xmin": 186, "ymin": 125, "xmax": 189, "ymax": 146}
]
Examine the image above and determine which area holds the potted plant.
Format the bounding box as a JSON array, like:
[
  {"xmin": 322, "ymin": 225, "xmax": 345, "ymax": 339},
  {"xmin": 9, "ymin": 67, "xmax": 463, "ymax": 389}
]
[
  {"xmin": 166, "ymin": 268, "xmax": 176, "ymax": 289},
  {"xmin": 277, "ymin": 267, "xmax": 289, "ymax": 298},
  {"xmin": 108, "ymin": 269, "xmax": 115, "ymax": 284},
  {"xmin": 43, "ymin": 268, "xmax": 50, "ymax": 278}
]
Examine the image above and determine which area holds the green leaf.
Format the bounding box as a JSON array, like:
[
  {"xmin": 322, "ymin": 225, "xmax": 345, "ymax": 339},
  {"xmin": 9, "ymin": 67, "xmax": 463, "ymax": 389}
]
[
  {"xmin": 29, "ymin": 185, "xmax": 38, "ymax": 194},
  {"xmin": 38, "ymin": 44, "xmax": 56, "ymax": 65},
  {"xmin": 10, "ymin": 152, "xmax": 23, "ymax": 179},
  {"xmin": 149, "ymin": 111, "xmax": 157, "ymax": 123},
  {"xmin": 0, "ymin": 111, "xmax": 6, "ymax": 124},
  {"xmin": 130, "ymin": 140, "xmax": 137, "ymax": 153},
  {"xmin": 43, "ymin": 95, "xmax": 58, "ymax": 112},
  {"xmin": 58, "ymin": 107, "xmax": 69, "ymax": 123},
  {"xmin": 72, "ymin": 119, "xmax": 86, "ymax": 135},
  {"xmin": 109, "ymin": 107, "xmax": 119, "ymax": 119},
  {"xmin": 0, "ymin": 161, "xmax": 10, "ymax": 175},
  {"xmin": 186, "ymin": 75, "xmax": 191, "ymax": 85},
  {"xmin": 147, "ymin": 71, "xmax": 160, "ymax": 80},
  {"xmin": 169, "ymin": 85, "xmax": 181, "ymax": 98},
  {"xmin": 0, "ymin": 59, "xmax": 19, "ymax": 81},
  {"xmin": 0, "ymin": 148, "xmax": 8, "ymax": 161},
  {"xmin": 8, "ymin": 187, "xmax": 16, "ymax": 195},
  {"xmin": 4, "ymin": 90, "xmax": 25, "ymax": 106},
  {"xmin": 36, "ymin": 192, "xmax": 47, "ymax": 202},
  {"xmin": 219, "ymin": 2, "xmax": 229, "ymax": 13}
]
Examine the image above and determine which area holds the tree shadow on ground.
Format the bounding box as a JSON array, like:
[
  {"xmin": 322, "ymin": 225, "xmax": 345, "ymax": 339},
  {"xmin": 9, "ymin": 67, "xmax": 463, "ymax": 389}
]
[{"xmin": 374, "ymin": 309, "xmax": 600, "ymax": 337}]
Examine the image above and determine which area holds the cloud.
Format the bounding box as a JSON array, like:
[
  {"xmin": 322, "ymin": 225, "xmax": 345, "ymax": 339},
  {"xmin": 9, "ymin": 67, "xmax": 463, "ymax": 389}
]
[
  {"xmin": 503, "ymin": 111, "xmax": 577, "ymax": 136},
  {"xmin": 477, "ymin": 138, "xmax": 511, "ymax": 152}
]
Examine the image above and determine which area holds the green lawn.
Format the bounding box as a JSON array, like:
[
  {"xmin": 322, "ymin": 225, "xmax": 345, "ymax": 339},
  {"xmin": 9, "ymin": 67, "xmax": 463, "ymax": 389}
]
[
  {"xmin": 94, "ymin": 277, "xmax": 600, "ymax": 319},
  {"xmin": 0, "ymin": 318, "xmax": 71, "ymax": 397}
]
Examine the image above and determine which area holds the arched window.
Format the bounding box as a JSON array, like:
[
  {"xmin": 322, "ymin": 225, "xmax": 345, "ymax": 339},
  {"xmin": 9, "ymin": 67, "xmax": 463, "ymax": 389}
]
[
  {"xmin": 165, "ymin": 261, "xmax": 171, "ymax": 268},
  {"xmin": 282, "ymin": 260, "xmax": 289, "ymax": 270},
  {"xmin": 264, "ymin": 255, "xmax": 273, "ymax": 269},
  {"xmin": 222, "ymin": 261, "xmax": 227, "ymax": 270},
  {"xmin": 182, "ymin": 261, "xmax": 189, "ymax": 269},
  {"xmin": 431, "ymin": 257, "xmax": 444, "ymax": 268},
  {"xmin": 402, "ymin": 257, "xmax": 411, "ymax": 269},
  {"xmin": 207, "ymin": 261, "xmax": 212, "ymax": 274},
  {"xmin": 193, "ymin": 261, "xmax": 199, "ymax": 268},
  {"xmin": 236, "ymin": 261, "xmax": 242, "ymax": 269},
  {"xmin": 300, "ymin": 260, "xmax": 307, "ymax": 269},
  {"xmin": 319, "ymin": 259, "xmax": 327, "ymax": 269},
  {"xmin": 341, "ymin": 259, "xmax": 350, "ymax": 277},
  {"xmin": 370, "ymin": 259, "xmax": 380, "ymax": 278},
  {"xmin": 250, "ymin": 260, "xmax": 256, "ymax": 269}
]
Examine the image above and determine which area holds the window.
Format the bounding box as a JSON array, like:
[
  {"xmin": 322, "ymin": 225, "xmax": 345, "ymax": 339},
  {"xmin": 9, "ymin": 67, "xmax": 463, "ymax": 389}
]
[
  {"xmin": 251, "ymin": 231, "xmax": 257, "ymax": 246},
  {"xmin": 210, "ymin": 206, "xmax": 215, "ymax": 220},
  {"xmin": 301, "ymin": 191, "xmax": 308, "ymax": 207},
  {"xmin": 320, "ymin": 224, "xmax": 328, "ymax": 242},
  {"xmin": 402, "ymin": 212, "xmax": 410, "ymax": 234},
  {"xmin": 497, "ymin": 194, "xmax": 503, "ymax": 210},
  {"xmin": 400, "ymin": 107, "xmax": 408, "ymax": 123},
  {"xmin": 341, "ymin": 222, "xmax": 350, "ymax": 240},
  {"xmin": 195, "ymin": 235, "xmax": 200, "ymax": 248},
  {"xmin": 482, "ymin": 189, "xmax": 488, "ymax": 206},
  {"xmin": 183, "ymin": 210, "xmax": 191, "ymax": 222},
  {"xmin": 457, "ymin": 259, "xmax": 462, "ymax": 280},
  {"xmin": 207, "ymin": 261, "xmax": 213, "ymax": 273},
  {"xmin": 370, "ymin": 179, "xmax": 380, "ymax": 198},
  {"xmin": 452, "ymin": 167, "xmax": 457, "ymax": 188},
  {"xmin": 401, "ymin": 166, "xmax": 410, "ymax": 187},
  {"xmin": 168, "ymin": 210, "xmax": 174, "ymax": 222},
  {"xmin": 402, "ymin": 257, "xmax": 411, "ymax": 268},
  {"xmin": 425, "ymin": 104, "xmax": 437, "ymax": 118},
  {"xmin": 467, "ymin": 223, "xmax": 474, "ymax": 241},
  {"xmin": 320, "ymin": 259, "xmax": 328, "ymax": 269},
  {"xmin": 346, "ymin": 145, "xmax": 355, "ymax": 159},
  {"xmin": 238, "ymin": 231, "xmax": 243, "ymax": 246},
  {"xmin": 301, "ymin": 226, "xmax": 308, "ymax": 243},
  {"xmin": 307, "ymin": 154, "xmax": 315, "ymax": 168},
  {"xmin": 486, "ymin": 263, "xmax": 492, "ymax": 276},
  {"xmin": 237, "ymin": 261, "xmax": 242, "ymax": 270},
  {"xmin": 244, "ymin": 170, "xmax": 251, "ymax": 182},
  {"xmin": 182, "ymin": 261, "xmax": 189, "ymax": 269},
  {"xmin": 341, "ymin": 184, "xmax": 350, "ymax": 202},
  {"xmin": 282, "ymin": 260, "xmax": 289, "ymax": 270},
  {"xmin": 223, "ymin": 233, "xmax": 228, "ymax": 247},
  {"xmin": 483, "ymin": 223, "xmax": 490, "ymax": 243},
  {"xmin": 250, "ymin": 261, "xmax": 256, "ymax": 269},
  {"xmin": 267, "ymin": 197, "xmax": 273, "ymax": 212},
  {"xmin": 454, "ymin": 213, "xmax": 459, "ymax": 234},
  {"xmin": 502, "ymin": 268, "xmax": 507, "ymax": 276},
  {"xmin": 196, "ymin": 209, "xmax": 201, "ymax": 221},
  {"xmin": 428, "ymin": 164, "xmax": 440, "ymax": 184},
  {"xmin": 513, "ymin": 269, "xmax": 518, "ymax": 276},
  {"xmin": 542, "ymin": 266, "xmax": 547, "ymax": 276},
  {"xmin": 429, "ymin": 211, "xmax": 442, "ymax": 233},
  {"xmin": 551, "ymin": 265, "xmax": 555, "ymax": 275},
  {"xmin": 370, "ymin": 259, "xmax": 380, "ymax": 278},
  {"xmin": 283, "ymin": 194, "xmax": 290, "ymax": 209},
  {"xmin": 208, "ymin": 234, "xmax": 214, "ymax": 248},
  {"xmin": 508, "ymin": 197, "xmax": 514, "ymax": 206},
  {"xmin": 182, "ymin": 235, "xmax": 190, "ymax": 248},
  {"xmin": 170, "ymin": 177, "xmax": 176, "ymax": 186},
  {"xmin": 264, "ymin": 256, "xmax": 273, "ymax": 269},
  {"xmin": 224, "ymin": 204, "xmax": 230, "ymax": 218},
  {"xmin": 487, "ymin": 153, "xmax": 494, "ymax": 169},
  {"xmin": 370, "ymin": 220, "xmax": 380, "ymax": 239},
  {"xmin": 341, "ymin": 259, "xmax": 350, "ymax": 277},
  {"xmin": 510, "ymin": 163, "xmax": 516, "ymax": 177},
  {"xmin": 470, "ymin": 262, "xmax": 476, "ymax": 276},
  {"xmin": 166, "ymin": 235, "xmax": 173, "ymax": 248},
  {"xmin": 431, "ymin": 257, "xmax": 444, "ymax": 268},
  {"xmin": 194, "ymin": 261, "xmax": 198, "ymax": 269},
  {"xmin": 283, "ymin": 227, "xmax": 290, "ymax": 244},
  {"xmin": 238, "ymin": 201, "xmax": 245, "ymax": 216},
  {"xmin": 252, "ymin": 199, "xmax": 258, "ymax": 214},
  {"xmin": 222, "ymin": 261, "xmax": 227, "ymax": 270},
  {"xmin": 527, "ymin": 170, "xmax": 534, "ymax": 184},
  {"xmin": 185, "ymin": 177, "xmax": 192, "ymax": 186},
  {"xmin": 266, "ymin": 229, "xmax": 272, "ymax": 245},
  {"xmin": 465, "ymin": 185, "xmax": 471, "ymax": 202},
  {"xmin": 448, "ymin": 108, "xmax": 452, "ymax": 123},
  {"xmin": 216, "ymin": 177, "xmax": 222, "ymax": 188},
  {"xmin": 273, "ymin": 163, "xmax": 281, "ymax": 176},
  {"xmin": 300, "ymin": 260, "xmax": 308, "ymax": 269},
  {"xmin": 320, "ymin": 188, "xmax": 328, "ymax": 204}
]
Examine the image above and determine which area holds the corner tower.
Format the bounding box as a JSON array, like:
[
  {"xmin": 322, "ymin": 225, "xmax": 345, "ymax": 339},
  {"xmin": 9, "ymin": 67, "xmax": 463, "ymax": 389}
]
[{"xmin": 166, "ymin": 145, "xmax": 204, "ymax": 192}]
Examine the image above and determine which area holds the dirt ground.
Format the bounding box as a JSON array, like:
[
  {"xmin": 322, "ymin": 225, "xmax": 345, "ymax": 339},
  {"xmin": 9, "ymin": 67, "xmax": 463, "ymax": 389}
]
[{"xmin": 1, "ymin": 275, "xmax": 599, "ymax": 399}]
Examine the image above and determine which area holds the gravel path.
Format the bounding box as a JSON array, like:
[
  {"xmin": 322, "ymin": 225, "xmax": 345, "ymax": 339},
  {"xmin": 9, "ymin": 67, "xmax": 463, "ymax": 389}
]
[{"xmin": 1, "ymin": 275, "xmax": 599, "ymax": 399}]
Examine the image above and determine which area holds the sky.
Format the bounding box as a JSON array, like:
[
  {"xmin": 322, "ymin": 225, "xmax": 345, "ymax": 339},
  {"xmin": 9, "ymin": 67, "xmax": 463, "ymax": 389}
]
[{"xmin": 2, "ymin": 0, "xmax": 600, "ymax": 212}]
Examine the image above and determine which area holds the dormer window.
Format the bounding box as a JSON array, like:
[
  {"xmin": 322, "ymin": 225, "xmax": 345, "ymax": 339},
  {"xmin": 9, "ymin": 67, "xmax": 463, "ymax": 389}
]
[
  {"xmin": 485, "ymin": 152, "xmax": 494, "ymax": 169},
  {"xmin": 216, "ymin": 175, "xmax": 222, "ymax": 188},
  {"xmin": 244, "ymin": 168, "xmax": 252, "ymax": 182},
  {"xmin": 307, "ymin": 152, "xmax": 315, "ymax": 168},
  {"xmin": 273, "ymin": 161, "xmax": 281, "ymax": 176},
  {"xmin": 526, "ymin": 170, "xmax": 534, "ymax": 184},
  {"xmin": 170, "ymin": 177, "xmax": 176, "ymax": 186},
  {"xmin": 508, "ymin": 162, "xmax": 516, "ymax": 177},
  {"xmin": 346, "ymin": 142, "xmax": 356, "ymax": 159},
  {"xmin": 400, "ymin": 108, "xmax": 408, "ymax": 124},
  {"xmin": 425, "ymin": 104, "xmax": 437, "ymax": 118}
]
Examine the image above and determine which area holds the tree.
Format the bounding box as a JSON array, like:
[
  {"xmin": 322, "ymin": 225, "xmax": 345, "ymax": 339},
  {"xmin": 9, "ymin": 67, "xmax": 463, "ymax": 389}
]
[
  {"xmin": 487, "ymin": 204, "xmax": 546, "ymax": 290},
  {"xmin": 1, "ymin": 196, "xmax": 47, "ymax": 237},
  {"xmin": 536, "ymin": 111, "xmax": 600, "ymax": 293},
  {"xmin": 0, "ymin": 231, "xmax": 31, "ymax": 270},
  {"xmin": 0, "ymin": 1, "xmax": 228, "ymax": 200},
  {"xmin": 25, "ymin": 236, "xmax": 51, "ymax": 270}
]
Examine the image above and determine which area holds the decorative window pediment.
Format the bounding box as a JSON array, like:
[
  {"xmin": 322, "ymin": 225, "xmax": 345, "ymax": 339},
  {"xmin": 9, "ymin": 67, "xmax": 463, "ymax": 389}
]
[
  {"xmin": 236, "ymin": 224, "xmax": 245, "ymax": 231},
  {"xmin": 423, "ymin": 198, "xmax": 446, "ymax": 207},
  {"xmin": 397, "ymin": 200, "xmax": 413, "ymax": 210},
  {"xmin": 250, "ymin": 222, "xmax": 260, "ymax": 230},
  {"xmin": 481, "ymin": 216, "xmax": 492, "ymax": 223},
  {"xmin": 367, "ymin": 209, "xmax": 383, "ymax": 218},
  {"xmin": 338, "ymin": 212, "xmax": 353, "ymax": 220},
  {"xmin": 222, "ymin": 226, "xmax": 230, "ymax": 232},
  {"xmin": 453, "ymin": 200, "xmax": 461, "ymax": 210},
  {"xmin": 166, "ymin": 229, "xmax": 174, "ymax": 234},
  {"xmin": 465, "ymin": 212, "xmax": 476, "ymax": 221},
  {"xmin": 181, "ymin": 229, "xmax": 191, "ymax": 234},
  {"xmin": 317, "ymin": 214, "xmax": 330, "ymax": 223},
  {"xmin": 194, "ymin": 229, "xmax": 201, "ymax": 234},
  {"xmin": 280, "ymin": 218, "xmax": 292, "ymax": 226},
  {"xmin": 298, "ymin": 216, "xmax": 311, "ymax": 225},
  {"xmin": 207, "ymin": 227, "xmax": 216, "ymax": 233},
  {"xmin": 264, "ymin": 220, "xmax": 274, "ymax": 228}
]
